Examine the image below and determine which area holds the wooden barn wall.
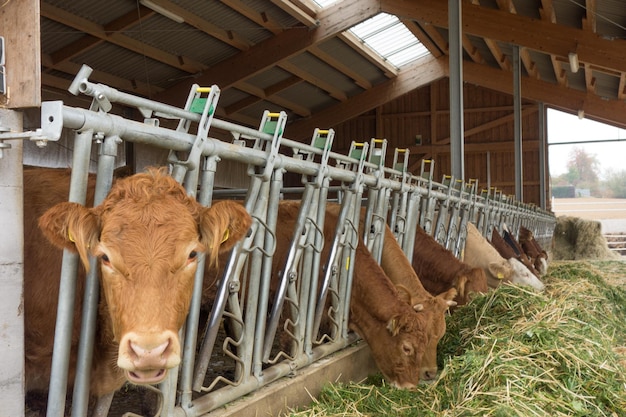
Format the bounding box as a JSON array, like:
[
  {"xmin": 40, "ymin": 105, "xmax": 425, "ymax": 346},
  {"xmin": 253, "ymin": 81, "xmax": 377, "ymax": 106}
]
[{"xmin": 328, "ymin": 79, "xmax": 546, "ymax": 206}]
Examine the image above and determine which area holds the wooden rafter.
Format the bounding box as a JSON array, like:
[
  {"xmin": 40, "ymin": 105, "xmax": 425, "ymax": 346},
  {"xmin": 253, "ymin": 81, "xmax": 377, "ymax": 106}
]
[
  {"xmin": 41, "ymin": 3, "xmax": 206, "ymax": 74},
  {"xmin": 461, "ymin": 59, "xmax": 626, "ymax": 129},
  {"xmin": 277, "ymin": 60, "xmax": 347, "ymax": 101},
  {"xmin": 401, "ymin": 19, "xmax": 443, "ymax": 58},
  {"xmin": 220, "ymin": 0, "xmax": 283, "ymax": 35},
  {"xmin": 337, "ymin": 32, "xmax": 398, "ymax": 78},
  {"xmin": 308, "ymin": 45, "xmax": 373, "ymax": 89},
  {"xmin": 285, "ymin": 55, "xmax": 446, "ymax": 140},
  {"xmin": 270, "ymin": 0, "xmax": 318, "ymax": 28},
  {"xmin": 155, "ymin": 0, "xmax": 381, "ymax": 104},
  {"xmin": 381, "ymin": 0, "xmax": 626, "ymax": 74}
]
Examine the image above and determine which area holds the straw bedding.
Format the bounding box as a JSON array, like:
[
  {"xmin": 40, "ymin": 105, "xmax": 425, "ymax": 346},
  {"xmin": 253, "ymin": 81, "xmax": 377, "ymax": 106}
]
[{"xmin": 291, "ymin": 260, "xmax": 626, "ymax": 417}]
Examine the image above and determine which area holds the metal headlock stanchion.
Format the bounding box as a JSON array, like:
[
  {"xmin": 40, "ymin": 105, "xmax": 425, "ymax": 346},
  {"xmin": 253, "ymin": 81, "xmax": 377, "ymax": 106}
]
[{"xmin": 36, "ymin": 65, "xmax": 556, "ymax": 417}]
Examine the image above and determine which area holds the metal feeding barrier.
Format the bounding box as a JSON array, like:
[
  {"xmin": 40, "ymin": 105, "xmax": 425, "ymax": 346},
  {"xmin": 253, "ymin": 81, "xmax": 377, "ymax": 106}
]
[{"xmin": 33, "ymin": 65, "xmax": 556, "ymax": 417}]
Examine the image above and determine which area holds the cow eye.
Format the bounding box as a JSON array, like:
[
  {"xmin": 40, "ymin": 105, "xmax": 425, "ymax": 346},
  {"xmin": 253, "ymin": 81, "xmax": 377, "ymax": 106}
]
[
  {"xmin": 188, "ymin": 251, "xmax": 198, "ymax": 261},
  {"xmin": 100, "ymin": 254, "xmax": 111, "ymax": 266},
  {"xmin": 402, "ymin": 342, "xmax": 414, "ymax": 356}
]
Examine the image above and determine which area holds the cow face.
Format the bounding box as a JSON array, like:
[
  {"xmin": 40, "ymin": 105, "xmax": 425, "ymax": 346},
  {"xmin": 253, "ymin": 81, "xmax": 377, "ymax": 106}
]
[
  {"xmin": 38, "ymin": 170, "xmax": 251, "ymax": 385},
  {"xmin": 507, "ymin": 258, "xmax": 545, "ymax": 291},
  {"xmin": 398, "ymin": 289, "xmax": 456, "ymax": 381},
  {"xmin": 453, "ymin": 268, "xmax": 489, "ymax": 306}
]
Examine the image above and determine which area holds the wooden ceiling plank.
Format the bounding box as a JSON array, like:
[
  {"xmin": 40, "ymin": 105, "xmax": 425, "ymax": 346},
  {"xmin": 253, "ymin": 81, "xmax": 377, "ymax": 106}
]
[
  {"xmin": 583, "ymin": 63, "xmax": 596, "ymax": 93},
  {"xmin": 49, "ymin": 36, "xmax": 101, "ymax": 65},
  {"xmin": 437, "ymin": 106, "xmax": 536, "ymax": 144},
  {"xmin": 583, "ymin": 0, "xmax": 597, "ymax": 33},
  {"xmin": 461, "ymin": 59, "xmax": 626, "ymax": 130},
  {"xmin": 270, "ymin": 0, "xmax": 319, "ymax": 28},
  {"xmin": 41, "ymin": 56, "xmax": 163, "ymax": 97},
  {"xmin": 539, "ymin": 0, "xmax": 557, "ymax": 23},
  {"xmin": 236, "ymin": 82, "xmax": 311, "ymax": 117},
  {"xmin": 277, "ymin": 60, "xmax": 347, "ymax": 101},
  {"xmin": 550, "ymin": 55, "xmax": 568, "ymax": 86},
  {"xmin": 156, "ymin": 0, "xmax": 382, "ymax": 103},
  {"xmin": 462, "ymin": 34, "xmax": 484, "ymax": 64},
  {"xmin": 264, "ymin": 75, "xmax": 302, "ymax": 96},
  {"xmin": 618, "ymin": 73, "xmax": 626, "ymax": 100},
  {"xmin": 223, "ymin": 95, "xmax": 262, "ymax": 115},
  {"xmin": 401, "ymin": 19, "xmax": 443, "ymax": 58},
  {"xmin": 381, "ymin": 0, "xmax": 626, "ymax": 74},
  {"xmin": 48, "ymin": 7, "xmax": 154, "ymax": 69},
  {"xmin": 416, "ymin": 23, "xmax": 448, "ymax": 55},
  {"xmin": 285, "ymin": 55, "xmax": 447, "ymax": 140},
  {"xmin": 220, "ymin": 0, "xmax": 283, "ymax": 35},
  {"xmin": 308, "ymin": 45, "xmax": 373, "ymax": 89},
  {"xmin": 41, "ymin": 2, "xmax": 206, "ymax": 74},
  {"xmin": 483, "ymin": 38, "xmax": 510, "ymax": 71},
  {"xmin": 337, "ymin": 31, "xmax": 399, "ymax": 78},
  {"xmin": 142, "ymin": 0, "xmax": 251, "ymax": 50}
]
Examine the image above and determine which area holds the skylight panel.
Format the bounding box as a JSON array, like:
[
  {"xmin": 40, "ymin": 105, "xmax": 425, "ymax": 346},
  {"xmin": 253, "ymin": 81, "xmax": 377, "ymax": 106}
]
[{"xmin": 349, "ymin": 13, "xmax": 430, "ymax": 68}]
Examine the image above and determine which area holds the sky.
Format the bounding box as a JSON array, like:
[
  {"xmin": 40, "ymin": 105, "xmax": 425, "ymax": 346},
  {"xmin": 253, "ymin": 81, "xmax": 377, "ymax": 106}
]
[{"xmin": 547, "ymin": 109, "xmax": 626, "ymax": 179}]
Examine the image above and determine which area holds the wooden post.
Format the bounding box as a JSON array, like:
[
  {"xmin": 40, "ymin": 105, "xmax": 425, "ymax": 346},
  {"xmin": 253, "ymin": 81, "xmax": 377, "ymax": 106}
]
[{"xmin": 0, "ymin": 0, "xmax": 41, "ymax": 108}]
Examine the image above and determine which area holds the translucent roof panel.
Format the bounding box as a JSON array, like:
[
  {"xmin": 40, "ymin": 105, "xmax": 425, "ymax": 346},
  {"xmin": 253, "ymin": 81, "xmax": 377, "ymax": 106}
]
[
  {"xmin": 310, "ymin": 2, "xmax": 430, "ymax": 68},
  {"xmin": 349, "ymin": 13, "xmax": 430, "ymax": 68}
]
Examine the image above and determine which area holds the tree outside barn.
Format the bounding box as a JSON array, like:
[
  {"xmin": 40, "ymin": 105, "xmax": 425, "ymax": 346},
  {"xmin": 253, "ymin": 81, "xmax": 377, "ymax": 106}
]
[{"xmin": 551, "ymin": 147, "xmax": 626, "ymax": 198}]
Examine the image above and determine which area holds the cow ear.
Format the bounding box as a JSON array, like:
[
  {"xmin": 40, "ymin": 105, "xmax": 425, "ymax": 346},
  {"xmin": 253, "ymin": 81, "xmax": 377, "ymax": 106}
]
[
  {"xmin": 487, "ymin": 261, "xmax": 508, "ymax": 280},
  {"xmin": 38, "ymin": 202, "xmax": 100, "ymax": 269},
  {"xmin": 454, "ymin": 276, "xmax": 467, "ymax": 298},
  {"xmin": 395, "ymin": 284, "xmax": 412, "ymax": 305},
  {"xmin": 386, "ymin": 315, "xmax": 402, "ymax": 336},
  {"xmin": 198, "ymin": 201, "xmax": 252, "ymax": 262}
]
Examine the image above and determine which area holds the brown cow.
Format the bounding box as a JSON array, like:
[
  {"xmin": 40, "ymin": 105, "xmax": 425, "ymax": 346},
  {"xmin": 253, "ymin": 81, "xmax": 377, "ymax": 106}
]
[
  {"xmin": 400, "ymin": 225, "xmax": 488, "ymax": 306},
  {"xmin": 275, "ymin": 201, "xmax": 456, "ymax": 386},
  {"xmin": 463, "ymin": 223, "xmax": 545, "ymax": 291},
  {"xmin": 518, "ymin": 226, "xmax": 549, "ymax": 276},
  {"xmin": 24, "ymin": 168, "xmax": 251, "ymax": 399},
  {"xmin": 491, "ymin": 227, "xmax": 540, "ymax": 277}
]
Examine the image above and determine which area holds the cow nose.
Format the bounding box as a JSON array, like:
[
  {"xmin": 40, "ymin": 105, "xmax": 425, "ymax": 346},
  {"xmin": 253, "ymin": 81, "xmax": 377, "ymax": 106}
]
[
  {"xmin": 420, "ymin": 368, "xmax": 438, "ymax": 381},
  {"xmin": 128, "ymin": 339, "xmax": 171, "ymax": 368}
]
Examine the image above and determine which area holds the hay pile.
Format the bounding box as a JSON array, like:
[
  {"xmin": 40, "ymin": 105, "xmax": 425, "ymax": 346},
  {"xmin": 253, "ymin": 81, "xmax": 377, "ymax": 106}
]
[
  {"xmin": 552, "ymin": 216, "xmax": 618, "ymax": 260},
  {"xmin": 291, "ymin": 261, "xmax": 626, "ymax": 417}
]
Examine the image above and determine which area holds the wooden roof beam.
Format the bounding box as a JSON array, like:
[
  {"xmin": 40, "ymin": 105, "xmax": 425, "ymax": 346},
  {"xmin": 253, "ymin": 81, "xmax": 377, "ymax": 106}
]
[
  {"xmin": 583, "ymin": 0, "xmax": 597, "ymax": 33},
  {"xmin": 381, "ymin": 0, "xmax": 626, "ymax": 74},
  {"xmin": 277, "ymin": 60, "xmax": 347, "ymax": 101},
  {"xmin": 142, "ymin": 0, "xmax": 251, "ymax": 50},
  {"xmin": 45, "ymin": 6, "xmax": 153, "ymax": 68},
  {"xmin": 235, "ymin": 82, "xmax": 311, "ymax": 117},
  {"xmin": 220, "ymin": 0, "xmax": 283, "ymax": 35},
  {"xmin": 157, "ymin": 0, "xmax": 382, "ymax": 104},
  {"xmin": 41, "ymin": 2, "xmax": 206, "ymax": 74},
  {"xmin": 285, "ymin": 55, "xmax": 447, "ymax": 140},
  {"xmin": 461, "ymin": 59, "xmax": 626, "ymax": 130},
  {"xmin": 337, "ymin": 31, "xmax": 399, "ymax": 78},
  {"xmin": 401, "ymin": 19, "xmax": 444, "ymax": 58},
  {"xmin": 270, "ymin": 0, "xmax": 319, "ymax": 28},
  {"xmin": 308, "ymin": 45, "xmax": 373, "ymax": 89}
]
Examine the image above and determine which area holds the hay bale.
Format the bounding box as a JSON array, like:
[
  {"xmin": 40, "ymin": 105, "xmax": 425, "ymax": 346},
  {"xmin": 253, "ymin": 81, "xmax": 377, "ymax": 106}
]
[{"xmin": 552, "ymin": 216, "xmax": 619, "ymax": 260}]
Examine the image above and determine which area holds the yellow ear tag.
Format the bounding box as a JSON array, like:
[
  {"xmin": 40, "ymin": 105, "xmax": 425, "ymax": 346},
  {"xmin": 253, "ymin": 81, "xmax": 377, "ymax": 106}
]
[
  {"xmin": 68, "ymin": 230, "xmax": 76, "ymax": 243},
  {"xmin": 345, "ymin": 256, "xmax": 350, "ymax": 271},
  {"xmin": 497, "ymin": 272, "xmax": 504, "ymax": 280},
  {"xmin": 221, "ymin": 229, "xmax": 230, "ymax": 243}
]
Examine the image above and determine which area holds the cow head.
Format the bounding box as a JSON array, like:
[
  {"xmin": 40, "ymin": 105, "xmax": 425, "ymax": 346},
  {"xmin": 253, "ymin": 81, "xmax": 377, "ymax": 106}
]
[
  {"xmin": 507, "ymin": 258, "xmax": 545, "ymax": 291},
  {"xmin": 38, "ymin": 169, "xmax": 252, "ymax": 385},
  {"xmin": 397, "ymin": 287, "xmax": 457, "ymax": 382},
  {"xmin": 452, "ymin": 267, "xmax": 488, "ymax": 306}
]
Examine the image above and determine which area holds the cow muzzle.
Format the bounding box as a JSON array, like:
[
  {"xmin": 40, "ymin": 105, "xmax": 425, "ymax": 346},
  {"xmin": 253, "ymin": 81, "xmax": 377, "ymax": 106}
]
[{"xmin": 117, "ymin": 330, "xmax": 181, "ymax": 385}]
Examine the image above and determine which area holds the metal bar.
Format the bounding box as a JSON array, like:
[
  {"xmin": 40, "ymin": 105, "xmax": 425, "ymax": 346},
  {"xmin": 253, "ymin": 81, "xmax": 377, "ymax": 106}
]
[{"xmin": 70, "ymin": 134, "xmax": 119, "ymax": 417}]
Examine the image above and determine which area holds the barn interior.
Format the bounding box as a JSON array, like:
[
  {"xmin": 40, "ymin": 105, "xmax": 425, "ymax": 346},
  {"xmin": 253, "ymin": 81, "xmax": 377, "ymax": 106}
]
[{"xmin": 2, "ymin": 0, "xmax": 626, "ymax": 416}]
